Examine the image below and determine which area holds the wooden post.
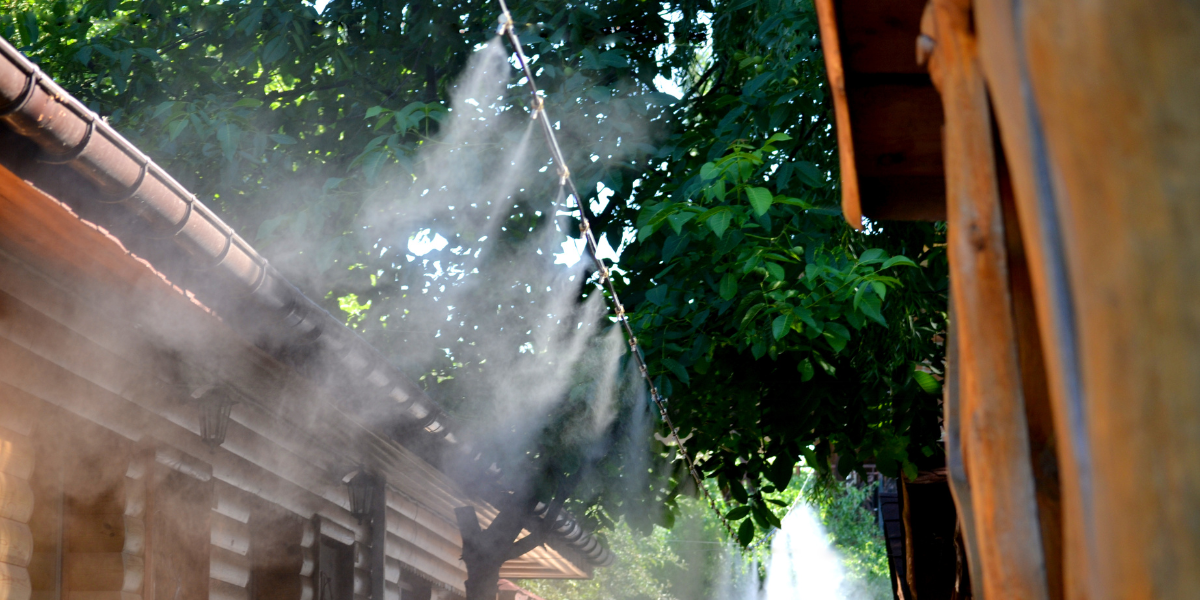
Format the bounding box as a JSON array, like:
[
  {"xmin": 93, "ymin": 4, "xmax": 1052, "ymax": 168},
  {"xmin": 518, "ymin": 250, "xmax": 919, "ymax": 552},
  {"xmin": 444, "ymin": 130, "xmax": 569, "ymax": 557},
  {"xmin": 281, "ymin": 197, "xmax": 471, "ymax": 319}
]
[
  {"xmin": 968, "ymin": 1, "xmax": 1104, "ymax": 595},
  {"xmin": 943, "ymin": 309, "xmax": 984, "ymax": 599},
  {"xmin": 144, "ymin": 447, "xmax": 213, "ymax": 600},
  {"xmin": 922, "ymin": 0, "xmax": 1051, "ymax": 598},
  {"xmin": 814, "ymin": 0, "xmax": 864, "ymax": 229},
  {"xmin": 369, "ymin": 480, "xmax": 386, "ymax": 600},
  {"xmin": 0, "ymin": 417, "xmax": 35, "ymax": 600}
]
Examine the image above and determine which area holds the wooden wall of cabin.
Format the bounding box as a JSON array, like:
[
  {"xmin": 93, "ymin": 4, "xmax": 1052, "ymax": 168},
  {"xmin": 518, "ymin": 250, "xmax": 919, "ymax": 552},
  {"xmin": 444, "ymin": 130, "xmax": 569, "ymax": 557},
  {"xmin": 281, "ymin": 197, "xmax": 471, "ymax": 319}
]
[
  {"xmin": 0, "ymin": 221, "xmax": 528, "ymax": 600},
  {"xmin": 980, "ymin": 0, "xmax": 1200, "ymax": 597},
  {"xmin": 916, "ymin": 0, "xmax": 1200, "ymax": 597}
]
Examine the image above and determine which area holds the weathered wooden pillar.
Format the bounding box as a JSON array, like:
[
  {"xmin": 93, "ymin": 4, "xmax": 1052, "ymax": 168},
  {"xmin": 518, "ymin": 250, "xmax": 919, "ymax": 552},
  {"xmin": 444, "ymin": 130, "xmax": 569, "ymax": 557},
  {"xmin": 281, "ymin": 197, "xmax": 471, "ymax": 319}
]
[
  {"xmin": 968, "ymin": 0, "xmax": 1097, "ymax": 596},
  {"xmin": 0, "ymin": 401, "xmax": 36, "ymax": 600},
  {"xmin": 921, "ymin": 0, "xmax": 1051, "ymax": 598},
  {"xmin": 55, "ymin": 428, "xmax": 142, "ymax": 600},
  {"xmin": 248, "ymin": 500, "xmax": 305, "ymax": 600},
  {"xmin": 1015, "ymin": 1, "xmax": 1200, "ymax": 597},
  {"xmin": 368, "ymin": 479, "xmax": 387, "ymax": 600},
  {"xmin": 942, "ymin": 311, "xmax": 983, "ymax": 599},
  {"xmin": 143, "ymin": 446, "xmax": 213, "ymax": 600},
  {"xmin": 210, "ymin": 482, "xmax": 252, "ymax": 600}
]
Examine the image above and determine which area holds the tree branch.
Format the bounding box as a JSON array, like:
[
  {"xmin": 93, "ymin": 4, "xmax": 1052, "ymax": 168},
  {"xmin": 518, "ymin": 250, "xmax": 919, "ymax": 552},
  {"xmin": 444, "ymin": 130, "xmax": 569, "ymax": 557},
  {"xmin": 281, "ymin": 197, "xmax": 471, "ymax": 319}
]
[
  {"xmin": 159, "ymin": 30, "xmax": 209, "ymax": 52},
  {"xmin": 455, "ymin": 506, "xmax": 482, "ymax": 544},
  {"xmin": 506, "ymin": 530, "xmax": 547, "ymax": 560},
  {"xmin": 505, "ymin": 465, "xmax": 589, "ymax": 561}
]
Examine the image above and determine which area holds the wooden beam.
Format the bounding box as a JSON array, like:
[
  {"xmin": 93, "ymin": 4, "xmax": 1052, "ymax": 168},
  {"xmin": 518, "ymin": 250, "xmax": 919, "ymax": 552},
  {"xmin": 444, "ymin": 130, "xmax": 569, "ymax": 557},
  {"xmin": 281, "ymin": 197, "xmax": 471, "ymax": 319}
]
[
  {"xmin": 968, "ymin": 2, "xmax": 1095, "ymax": 594},
  {"xmin": 814, "ymin": 0, "xmax": 864, "ymax": 229},
  {"xmin": 999, "ymin": 152, "xmax": 1064, "ymax": 600},
  {"xmin": 924, "ymin": 0, "xmax": 1051, "ymax": 598}
]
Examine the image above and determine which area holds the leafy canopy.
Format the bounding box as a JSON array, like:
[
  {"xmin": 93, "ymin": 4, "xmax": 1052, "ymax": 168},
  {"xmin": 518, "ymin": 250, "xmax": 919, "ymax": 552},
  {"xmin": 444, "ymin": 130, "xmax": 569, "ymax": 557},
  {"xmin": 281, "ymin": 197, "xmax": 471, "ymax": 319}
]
[
  {"xmin": 5, "ymin": 0, "xmax": 948, "ymax": 547},
  {"xmin": 614, "ymin": 0, "xmax": 948, "ymax": 544}
]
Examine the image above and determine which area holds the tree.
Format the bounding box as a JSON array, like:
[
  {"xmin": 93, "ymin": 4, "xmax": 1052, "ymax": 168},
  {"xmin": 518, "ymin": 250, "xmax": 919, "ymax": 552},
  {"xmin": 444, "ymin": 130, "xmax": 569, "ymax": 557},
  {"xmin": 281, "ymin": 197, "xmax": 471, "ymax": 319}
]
[
  {"xmin": 614, "ymin": 0, "xmax": 949, "ymax": 545},
  {"xmin": 7, "ymin": 0, "xmax": 948, "ymax": 576}
]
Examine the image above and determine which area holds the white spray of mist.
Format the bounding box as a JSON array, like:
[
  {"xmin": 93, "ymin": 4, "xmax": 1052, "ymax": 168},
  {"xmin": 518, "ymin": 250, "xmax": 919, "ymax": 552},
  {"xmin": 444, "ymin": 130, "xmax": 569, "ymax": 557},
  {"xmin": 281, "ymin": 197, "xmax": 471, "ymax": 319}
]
[
  {"xmin": 698, "ymin": 501, "xmax": 878, "ymax": 600},
  {"xmin": 350, "ymin": 36, "xmax": 663, "ymax": 499},
  {"xmin": 760, "ymin": 504, "xmax": 847, "ymax": 600}
]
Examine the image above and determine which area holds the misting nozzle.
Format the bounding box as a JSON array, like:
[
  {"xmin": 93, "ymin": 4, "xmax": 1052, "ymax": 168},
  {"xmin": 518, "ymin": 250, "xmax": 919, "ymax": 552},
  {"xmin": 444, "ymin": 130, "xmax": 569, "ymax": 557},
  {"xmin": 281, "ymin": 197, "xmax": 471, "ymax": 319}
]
[{"xmin": 496, "ymin": 11, "xmax": 513, "ymax": 35}]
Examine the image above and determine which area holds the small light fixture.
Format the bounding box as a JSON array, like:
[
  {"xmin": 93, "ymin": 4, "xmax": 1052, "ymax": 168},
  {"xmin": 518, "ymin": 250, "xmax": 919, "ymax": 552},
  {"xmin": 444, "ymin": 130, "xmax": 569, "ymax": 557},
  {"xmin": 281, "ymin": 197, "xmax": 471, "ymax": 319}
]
[
  {"xmin": 346, "ymin": 470, "xmax": 378, "ymax": 520},
  {"xmin": 198, "ymin": 387, "xmax": 236, "ymax": 447}
]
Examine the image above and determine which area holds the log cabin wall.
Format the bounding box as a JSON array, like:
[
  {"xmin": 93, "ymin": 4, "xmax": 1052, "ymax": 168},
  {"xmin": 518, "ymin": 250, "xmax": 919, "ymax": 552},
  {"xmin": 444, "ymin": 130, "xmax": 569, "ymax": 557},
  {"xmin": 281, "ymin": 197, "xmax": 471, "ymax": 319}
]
[
  {"xmin": 0, "ymin": 394, "xmax": 35, "ymax": 600},
  {"xmin": 0, "ymin": 165, "xmax": 594, "ymax": 599},
  {"xmin": 0, "ymin": 247, "xmax": 479, "ymax": 600}
]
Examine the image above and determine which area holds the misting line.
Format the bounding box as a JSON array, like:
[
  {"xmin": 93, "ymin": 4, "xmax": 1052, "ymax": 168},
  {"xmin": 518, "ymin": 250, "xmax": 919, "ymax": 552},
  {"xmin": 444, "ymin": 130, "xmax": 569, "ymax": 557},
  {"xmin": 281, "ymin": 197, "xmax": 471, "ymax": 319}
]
[{"xmin": 494, "ymin": 1, "xmax": 735, "ymax": 541}]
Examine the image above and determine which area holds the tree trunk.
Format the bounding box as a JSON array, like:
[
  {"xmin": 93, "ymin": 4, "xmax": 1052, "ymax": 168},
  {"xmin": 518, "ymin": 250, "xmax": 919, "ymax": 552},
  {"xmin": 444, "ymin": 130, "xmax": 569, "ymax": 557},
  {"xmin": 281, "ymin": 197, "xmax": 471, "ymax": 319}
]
[
  {"xmin": 455, "ymin": 473, "xmax": 582, "ymax": 600},
  {"xmin": 462, "ymin": 562, "xmax": 502, "ymax": 600}
]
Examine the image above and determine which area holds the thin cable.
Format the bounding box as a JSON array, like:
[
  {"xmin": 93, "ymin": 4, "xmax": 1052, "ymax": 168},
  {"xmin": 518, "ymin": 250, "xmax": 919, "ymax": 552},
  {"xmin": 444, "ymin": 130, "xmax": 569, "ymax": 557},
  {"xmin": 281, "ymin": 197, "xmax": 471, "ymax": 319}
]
[{"xmin": 494, "ymin": 2, "xmax": 736, "ymax": 541}]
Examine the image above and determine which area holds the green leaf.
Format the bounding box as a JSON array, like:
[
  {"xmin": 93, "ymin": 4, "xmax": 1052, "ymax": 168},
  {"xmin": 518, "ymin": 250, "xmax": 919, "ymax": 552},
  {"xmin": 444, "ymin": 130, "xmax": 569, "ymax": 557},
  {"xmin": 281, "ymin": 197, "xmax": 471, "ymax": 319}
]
[
  {"xmin": 795, "ymin": 160, "xmax": 825, "ymax": 187},
  {"xmin": 261, "ymin": 36, "xmax": 289, "ymax": 64},
  {"xmin": 136, "ymin": 47, "xmax": 162, "ymax": 62},
  {"xmin": 872, "ymin": 280, "xmax": 887, "ymax": 301},
  {"xmin": 883, "ymin": 255, "xmax": 918, "ymax": 269},
  {"xmin": 775, "ymin": 196, "xmax": 814, "ymax": 209},
  {"xmin": 662, "ymin": 235, "xmax": 689, "ymax": 262},
  {"xmin": 858, "ymin": 248, "xmax": 885, "ymax": 264},
  {"xmin": 233, "ymin": 98, "xmax": 263, "ymax": 108},
  {"xmin": 859, "ymin": 294, "xmax": 887, "ymax": 326},
  {"xmin": 719, "ymin": 273, "xmax": 738, "ymax": 301},
  {"xmin": 764, "ymin": 132, "xmax": 793, "ymax": 144},
  {"xmin": 824, "ymin": 322, "xmax": 851, "ymax": 353},
  {"xmin": 729, "ymin": 479, "xmax": 749, "ymax": 504},
  {"xmin": 74, "ymin": 45, "xmax": 93, "ymax": 66},
  {"xmin": 757, "ymin": 503, "xmax": 783, "ymax": 529},
  {"xmin": 661, "ymin": 358, "xmax": 690, "ymax": 385},
  {"xmin": 707, "ymin": 210, "xmax": 732, "ymax": 239},
  {"xmin": 912, "ymin": 369, "xmax": 942, "ymax": 395},
  {"xmin": 362, "ymin": 152, "xmax": 386, "ymax": 183},
  {"xmin": 769, "ymin": 457, "xmax": 795, "ymax": 490},
  {"xmin": 666, "ymin": 211, "xmax": 695, "ymax": 234},
  {"xmin": 167, "ymin": 118, "xmax": 188, "ymax": 141},
  {"xmin": 645, "ymin": 285, "xmax": 669, "ymax": 306},
  {"xmin": 700, "ymin": 161, "xmax": 719, "ymax": 181},
  {"xmin": 737, "ymin": 518, "xmax": 755, "ymax": 546},
  {"xmin": 798, "ymin": 358, "xmax": 815, "ymax": 382},
  {"xmin": 793, "ymin": 306, "xmax": 818, "ymax": 330},
  {"xmin": 726, "ymin": 506, "xmax": 751, "ymax": 521},
  {"xmin": 772, "ymin": 314, "xmax": 790, "ymax": 340},
  {"xmin": 853, "ymin": 282, "xmax": 868, "ymax": 311},
  {"xmin": 745, "ymin": 186, "xmax": 773, "ymax": 215},
  {"xmin": 152, "ymin": 101, "xmax": 175, "ymax": 119},
  {"xmin": 216, "ymin": 123, "xmax": 240, "ymax": 162},
  {"xmin": 365, "ymin": 106, "xmax": 384, "ymax": 119},
  {"xmin": 765, "ymin": 262, "xmax": 785, "ymax": 281}
]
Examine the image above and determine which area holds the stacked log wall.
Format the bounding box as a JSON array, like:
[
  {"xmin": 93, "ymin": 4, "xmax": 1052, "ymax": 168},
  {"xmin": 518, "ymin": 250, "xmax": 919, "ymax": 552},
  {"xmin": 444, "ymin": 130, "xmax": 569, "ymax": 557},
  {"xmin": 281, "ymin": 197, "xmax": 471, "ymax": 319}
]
[{"xmin": 0, "ymin": 402, "xmax": 35, "ymax": 600}]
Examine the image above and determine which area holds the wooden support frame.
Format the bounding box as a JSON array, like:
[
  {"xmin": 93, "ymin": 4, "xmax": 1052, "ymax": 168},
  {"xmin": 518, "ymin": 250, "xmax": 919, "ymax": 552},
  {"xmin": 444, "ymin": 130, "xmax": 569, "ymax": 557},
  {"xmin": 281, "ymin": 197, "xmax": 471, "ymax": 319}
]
[
  {"xmin": 814, "ymin": 0, "xmax": 864, "ymax": 229},
  {"xmin": 922, "ymin": 0, "xmax": 1051, "ymax": 597}
]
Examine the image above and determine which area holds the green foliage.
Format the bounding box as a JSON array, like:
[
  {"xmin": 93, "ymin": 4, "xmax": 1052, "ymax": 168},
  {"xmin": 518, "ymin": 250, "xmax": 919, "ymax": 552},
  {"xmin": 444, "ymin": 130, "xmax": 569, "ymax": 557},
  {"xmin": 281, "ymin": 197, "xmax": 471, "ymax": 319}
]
[
  {"xmin": 617, "ymin": 0, "xmax": 949, "ymax": 545},
  {"xmin": 520, "ymin": 493, "xmax": 756, "ymax": 600},
  {"xmin": 8, "ymin": 0, "xmax": 949, "ymax": 555},
  {"xmin": 519, "ymin": 520, "xmax": 688, "ymax": 600}
]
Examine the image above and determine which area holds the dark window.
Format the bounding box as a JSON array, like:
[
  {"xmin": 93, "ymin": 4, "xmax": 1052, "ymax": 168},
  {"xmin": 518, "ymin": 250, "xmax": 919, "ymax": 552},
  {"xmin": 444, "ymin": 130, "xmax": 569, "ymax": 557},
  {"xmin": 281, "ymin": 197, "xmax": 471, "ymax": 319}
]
[{"xmin": 317, "ymin": 535, "xmax": 354, "ymax": 600}]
